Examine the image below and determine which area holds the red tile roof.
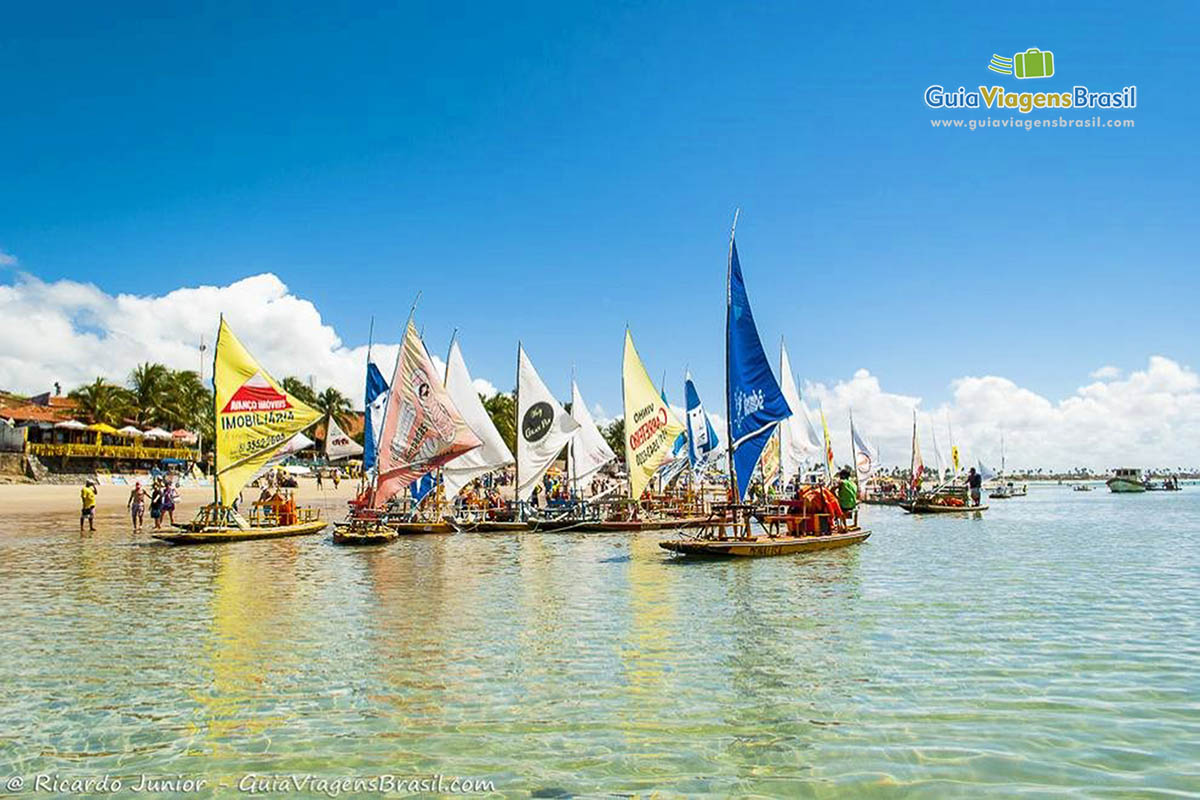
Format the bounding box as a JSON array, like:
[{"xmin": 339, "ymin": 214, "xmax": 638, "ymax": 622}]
[{"xmin": 2, "ymin": 404, "xmax": 67, "ymax": 423}]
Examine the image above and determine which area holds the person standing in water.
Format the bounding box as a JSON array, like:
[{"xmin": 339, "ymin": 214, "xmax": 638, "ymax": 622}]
[
  {"xmin": 80, "ymin": 480, "xmax": 97, "ymax": 533},
  {"xmin": 966, "ymin": 467, "xmax": 983, "ymax": 506},
  {"xmin": 127, "ymin": 481, "xmax": 147, "ymax": 532},
  {"xmin": 160, "ymin": 478, "xmax": 177, "ymax": 526}
]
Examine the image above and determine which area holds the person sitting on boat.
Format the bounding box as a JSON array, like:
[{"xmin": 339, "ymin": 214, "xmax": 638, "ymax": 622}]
[
  {"xmin": 966, "ymin": 467, "xmax": 982, "ymax": 506},
  {"xmin": 835, "ymin": 468, "xmax": 857, "ymax": 514}
]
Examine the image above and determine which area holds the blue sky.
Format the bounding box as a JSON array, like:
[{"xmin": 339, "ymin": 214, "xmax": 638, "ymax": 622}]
[{"xmin": 2, "ymin": 0, "xmax": 1196, "ymax": 418}]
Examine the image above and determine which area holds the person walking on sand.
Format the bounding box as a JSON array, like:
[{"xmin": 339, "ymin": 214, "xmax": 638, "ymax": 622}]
[
  {"xmin": 966, "ymin": 467, "xmax": 983, "ymax": 506},
  {"xmin": 316, "ymin": 469, "xmax": 323, "ymax": 490},
  {"xmin": 331, "ymin": 469, "xmax": 340, "ymax": 489},
  {"xmin": 80, "ymin": 480, "xmax": 97, "ymax": 533},
  {"xmin": 127, "ymin": 481, "xmax": 147, "ymax": 532}
]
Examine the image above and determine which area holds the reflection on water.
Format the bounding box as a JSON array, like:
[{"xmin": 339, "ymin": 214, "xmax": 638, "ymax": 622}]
[{"xmin": 0, "ymin": 487, "xmax": 1198, "ymax": 796}]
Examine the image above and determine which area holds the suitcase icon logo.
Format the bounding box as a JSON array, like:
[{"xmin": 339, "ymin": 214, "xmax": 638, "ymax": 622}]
[
  {"xmin": 1014, "ymin": 48, "xmax": 1054, "ymax": 79},
  {"xmin": 987, "ymin": 48, "xmax": 1055, "ymax": 79}
]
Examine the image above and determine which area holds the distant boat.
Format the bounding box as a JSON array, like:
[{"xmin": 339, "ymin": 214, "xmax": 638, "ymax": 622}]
[
  {"xmin": 1073, "ymin": 483, "xmax": 1093, "ymax": 492},
  {"xmin": 1107, "ymin": 468, "xmax": 1146, "ymax": 493},
  {"xmin": 989, "ymin": 480, "xmax": 1027, "ymax": 499}
]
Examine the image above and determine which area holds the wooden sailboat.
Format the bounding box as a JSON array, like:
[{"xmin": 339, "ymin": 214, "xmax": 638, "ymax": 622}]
[
  {"xmin": 334, "ymin": 315, "xmax": 482, "ymax": 544},
  {"xmin": 899, "ymin": 412, "xmax": 987, "ymax": 514},
  {"xmin": 155, "ymin": 318, "xmax": 327, "ymax": 544},
  {"xmin": 660, "ymin": 213, "xmax": 870, "ymax": 558}
]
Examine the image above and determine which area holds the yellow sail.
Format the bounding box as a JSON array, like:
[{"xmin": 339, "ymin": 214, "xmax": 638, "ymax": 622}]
[
  {"xmin": 622, "ymin": 329, "xmax": 685, "ymax": 500},
  {"xmin": 821, "ymin": 407, "xmax": 835, "ymax": 478},
  {"xmin": 213, "ymin": 319, "xmax": 322, "ymax": 504},
  {"xmin": 761, "ymin": 429, "xmax": 780, "ymax": 491}
]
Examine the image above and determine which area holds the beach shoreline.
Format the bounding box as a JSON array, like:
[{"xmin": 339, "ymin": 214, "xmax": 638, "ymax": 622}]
[{"xmin": 0, "ymin": 479, "xmax": 356, "ymax": 521}]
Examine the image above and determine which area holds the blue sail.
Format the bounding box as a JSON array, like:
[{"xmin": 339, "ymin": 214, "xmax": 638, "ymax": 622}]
[
  {"xmin": 726, "ymin": 239, "xmax": 791, "ymax": 500},
  {"xmin": 362, "ymin": 361, "xmax": 388, "ymax": 471},
  {"xmin": 410, "ymin": 471, "xmax": 436, "ymax": 503},
  {"xmin": 684, "ymin": 375, "xmax": 719, "ymax": 467},
  {"xmin": 660, "ymin": 387, "xmax": 688, "ymax": 458}
]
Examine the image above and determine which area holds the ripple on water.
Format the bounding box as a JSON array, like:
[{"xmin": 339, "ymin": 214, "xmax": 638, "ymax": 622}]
[{"xmin": 0, "ymin": 487, "xmax": 1198, "ymax": 796}]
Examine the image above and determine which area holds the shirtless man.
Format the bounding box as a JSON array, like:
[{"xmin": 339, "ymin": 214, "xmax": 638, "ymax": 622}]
[{"xmin": 127, "ymin": 481, "xmax": 147, "ymax": 532}]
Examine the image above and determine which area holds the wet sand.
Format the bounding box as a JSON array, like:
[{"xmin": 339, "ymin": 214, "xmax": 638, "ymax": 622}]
[{"xmin": 0, "ymin": 479, "xmax": 357, "ymax": 528}]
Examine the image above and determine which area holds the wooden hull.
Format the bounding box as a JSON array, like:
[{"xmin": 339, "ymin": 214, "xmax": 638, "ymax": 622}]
[
  {"xmin": 661, "ymin": 529, "xmax": 869, "ymax": 557},
  {"xmin": 449, "ymin": 520, "xmax": 530, "ymax": 533},
  {"xmin": 153, "ymin": 519, "xmax": 328, "ymax": 544},
  {"xmin": 575, "ymin": 517, "xmax": 710, "ymax": 533},
  {"xmin": 900, "ymin": 502, "xmax": 988, "ymax": 514},
  {"xmin": 386, "ymin": 521, "xmax": 455, "ymax": 534},
  {"xmin": 861, "ymin": 498, "xmax": 904, "ymax": 506},
  {"xmin": 332, "ymin": 529, "xmax": 400, "ymax": 545}
]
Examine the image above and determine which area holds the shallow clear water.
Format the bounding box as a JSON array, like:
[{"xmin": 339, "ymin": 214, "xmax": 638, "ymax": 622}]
[{"xmin": 1, "ymin": 485, "xmax": 1198, "ymax": 797}]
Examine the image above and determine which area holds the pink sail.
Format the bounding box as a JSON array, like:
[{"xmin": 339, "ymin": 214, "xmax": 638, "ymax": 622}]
[{"xmin": 373, "ymin": 320, "xmax": 481, "ymax": 507}]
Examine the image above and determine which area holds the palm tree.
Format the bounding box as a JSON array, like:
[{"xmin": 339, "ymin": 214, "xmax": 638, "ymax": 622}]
[
  {"xmin": 314, "ymin": 386, "xmax": 354, "ymax": 433},
  {"xmin": 129, "ymin": 362, "xmax": 170, "ymax": 426},
  {"xmin": 69, "ymin": 378, "xmax": 134, "ymax": 426},
  {"xmin": 281, "ymin": 376, "xmax": 318, "ymax": 407},
  {"xmin": 482, "ymin": 391, "xmax": 516, "ymax": 455},
  {"xmin": 602, "ymin": 417, "xmax": 626, "ymax": 462}
]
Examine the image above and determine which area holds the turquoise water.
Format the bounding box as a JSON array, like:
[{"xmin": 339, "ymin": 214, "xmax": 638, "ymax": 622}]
[{"xmin": 1, "ymin": 485, "xmax": 1198, "ymax": 797}]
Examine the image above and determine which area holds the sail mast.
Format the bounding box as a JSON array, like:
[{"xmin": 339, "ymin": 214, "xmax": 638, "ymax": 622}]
[
  {"xmin": 725, "ymin": 208, "xmax": 740, "ymax": 501},
  {"xmin": 514, "ymin": 342, "xmax": 521, "ymax": 518},
  {"xmin": 211, "ymin": 315, "xmax": 223, "ymax": 506}
]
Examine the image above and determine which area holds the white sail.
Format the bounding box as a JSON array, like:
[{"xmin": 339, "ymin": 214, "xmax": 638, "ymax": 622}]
[
  {"xmin": 250, "ymin": 432, "xmax": 314, "ymax": 483},
  {"xmin": 441, "ymin": 340, "xmax": 515, "ymax": 499},
  {"xmin": 778, "ymin": 341, "xmax": 820, "ymax": 487},
  {"xmin": 568, "ymin": 379, "xmax": 616, "ymax": 487},
  {"xmin": 324, "ymin": 415, "xmax": 363, "ymax": 461},
  {"xmin": 516, "ymin": 345, "xmax": 579, "ymax": 502}
]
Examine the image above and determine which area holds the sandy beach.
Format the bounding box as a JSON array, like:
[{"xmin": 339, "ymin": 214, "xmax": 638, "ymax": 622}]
[{"xmin": 0, "ymin": 478, "xmax": 357, "ymax": 528}]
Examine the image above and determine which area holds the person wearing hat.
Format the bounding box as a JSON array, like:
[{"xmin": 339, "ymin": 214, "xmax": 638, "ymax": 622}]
[
  {"xmin": 834, "ymin": 467, "xmax": 858, "ymax": 517},
  {"xmin": 80, "ymin": 480, "xmax": 97, "ymax": 533}
]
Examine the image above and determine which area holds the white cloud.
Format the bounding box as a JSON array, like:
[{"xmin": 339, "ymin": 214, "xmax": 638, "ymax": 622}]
[
  {"xmin": 0, "ymin": 250, "xmax": 17, "ymax": 266},
  {"xmin": 805, "ymin": 359, "xmax": 1200, "ymax": 472},
  {"xmin": 0, "ymin": 272, "xmax": 409, "ymax": 409},
  {"xmin": 2, "ymin": 272, "xmax": 1196, "ymax": 470}
]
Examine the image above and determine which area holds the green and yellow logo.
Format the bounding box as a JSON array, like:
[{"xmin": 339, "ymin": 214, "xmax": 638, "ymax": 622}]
[{"xmin": 989, "ymin": 48, "xmax": 1055, "ymax": 79}]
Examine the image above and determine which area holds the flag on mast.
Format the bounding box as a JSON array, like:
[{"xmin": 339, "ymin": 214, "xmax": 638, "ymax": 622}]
[{"xmin": 820, "ymin": 406, "xmax": 835, "ymax": 478}]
